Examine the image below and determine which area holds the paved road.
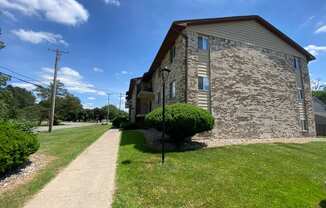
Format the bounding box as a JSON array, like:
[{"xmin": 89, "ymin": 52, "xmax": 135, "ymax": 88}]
[
  {"xmin": 35, "ymin": 122, "xmax": 101, "ymax": 132},
  {"xmin": 24, "ymin": 129, "xmax": 121, "ymax": 208}
]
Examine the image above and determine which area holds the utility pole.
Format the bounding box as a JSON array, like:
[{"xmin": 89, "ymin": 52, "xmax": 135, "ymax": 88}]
[
  {"xmin": 119, "ymin": 93, "xmax": 123, "ymax": 111},
  {"xmin": 107, "ymin": 93, "xmax": 111, "ymax": 122},
  {"xmin": 48, "ymin": 48, "xmax": 68, "ymax": 133}
]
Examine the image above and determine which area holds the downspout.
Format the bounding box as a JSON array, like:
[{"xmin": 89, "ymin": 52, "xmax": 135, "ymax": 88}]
[
  {"xmin": 208, "ymin": 39, "xmax": 212, "ymax": 113},
  {"xmin": 181, "ymin": 32, "xmax": 189, "ymax": 103}
]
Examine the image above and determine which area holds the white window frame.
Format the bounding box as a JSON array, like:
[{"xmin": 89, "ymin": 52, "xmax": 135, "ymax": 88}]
[
  {"xmin": 198, "ymin": 35, "xmax": 209, "ymax": 50},
  {"xmin": 293, "ymin": 57, "xmax": 300, "ymax": 71},
  {"xmin": 169, "ymin": 81, "xmax": 176, "ymax": 98},
  {"xmin": 198, "ymin": 76, "xmax": 209, "ymax": 91},
  {"xmin": 300, "ymin": 118, "xmax": 308, "ymax": 132}
]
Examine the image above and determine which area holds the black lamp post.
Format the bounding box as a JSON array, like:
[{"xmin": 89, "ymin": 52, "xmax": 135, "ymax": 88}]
[{"xmin": 161, "ymin": 66, "xmax": 171, "ymax": 164}]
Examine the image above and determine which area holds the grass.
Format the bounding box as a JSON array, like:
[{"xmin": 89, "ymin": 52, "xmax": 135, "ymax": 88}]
[
  {"xmin": 113, "ymin": 131, "xmax": 326, "ymax": 208},
  {"xmin": 0, "ymin": 124, "xmax": 110, "ymax": 208}
]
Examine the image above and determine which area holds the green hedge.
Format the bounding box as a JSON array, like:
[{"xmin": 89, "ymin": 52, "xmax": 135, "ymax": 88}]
[
  {"xmin": 145, "ymin": 103, "xmax": 214, "ymax": 142},
  {"xmin": 112, "ymin": 115, "xmax": 128, "ymax": 128},
  {"xmin": 0, "ymin": 121, "xmax": 40, "ymax": 174}
]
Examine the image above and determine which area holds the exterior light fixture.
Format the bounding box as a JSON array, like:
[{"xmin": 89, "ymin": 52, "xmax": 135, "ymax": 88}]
[{"xmin": 160, "ymin": 66, "xmax": 171, "ymax": 164}]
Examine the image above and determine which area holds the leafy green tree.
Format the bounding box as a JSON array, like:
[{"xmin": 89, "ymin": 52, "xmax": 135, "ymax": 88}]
[
  {"xmin": 34, "ymin": 81, "xmax": 67, "ymax": 101},
  {"xmin": 0, "ymin": 74, "xmax": 10, "ymax": 119},
  {"xmin": 56, "ymin": 94, "xmax": 83, "ymax": 121},
  {"xmin": 0, "ymin": 73, "xmax": 10, "ymax": 89},
  {"xmin": 313, "ymin": 90, "xmax": 326, "ymax": 104}
]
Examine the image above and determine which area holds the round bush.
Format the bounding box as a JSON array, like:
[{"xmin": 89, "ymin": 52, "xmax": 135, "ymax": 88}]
[
  {"xmin": 145, "ymin": 103, "xmax": 214, "ymax": 142},
  {"xmin": 112, "ymin": 115, "xmax": 128, "ymax": 128},
  {"xmin": 0, "ymin": 121, "xmax": 40, "ymax": 174}
]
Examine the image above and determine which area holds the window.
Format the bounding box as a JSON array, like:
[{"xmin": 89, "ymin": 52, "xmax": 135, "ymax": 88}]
[
  {"xmin": 169, "ymin": 81, "xmax": 176, "ymax": 98},
  {"xmin": 170, "ymin": 45, "xmax": 176, "ymax": 63},
  {"xmin": 300, "ymin": 119, "xmax": 308, "ymax": 132},
  {"xmin": 298, "ymin": 89, "xmax": 304, "ymax": 101},
  {"xmin": 198, "ymin": 76, "xmax": 209, "ymax": 91},
  {"xmin": 157, "ymin": 92, "xmax": 161, "ymax": 104},
  {"xmin": 198, "ymin": 35, "xmax": 209, "ymax": 50},
  {"xmin": 293, "ymin": 57, "xmax": 300, "ymax": 71}
]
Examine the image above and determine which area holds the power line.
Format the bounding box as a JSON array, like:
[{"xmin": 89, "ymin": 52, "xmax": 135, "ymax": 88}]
[
  {"xmin": 0, "ymin": 65, "xmax": 45, "ymax": 86},
  {"xmin": 0, "ymin": 71, "xmax": 46, "ymax": 89}
]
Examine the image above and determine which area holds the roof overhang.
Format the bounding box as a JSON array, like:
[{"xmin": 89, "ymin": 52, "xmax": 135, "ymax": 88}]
[
  {"xmin": 143, "ymin": 15, "xmax": 315, "ymax": 81},
  {"xmin": 126, "ymin": 77, "xmax": 142, "ymax": 100}
]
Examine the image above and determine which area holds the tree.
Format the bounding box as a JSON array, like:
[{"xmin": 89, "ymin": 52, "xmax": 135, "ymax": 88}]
[
  {"xmin": 0, "ymin": 83, "xmax": 37, "ymax": 119},
  {"xmin": 313, "ymin": 90, "xmax": 326, "ymax": 104},
  {"xmin": 55, "ymin": 94, "xmax": 83, "ymax": 121},
  {"xmin": 0, "ymin": 73, "xmax": 10, "ymax": 89},
  {"xmin": 34, "ymin": 81, "xmax": 68, "ymax": 101},
  {"xmin": 0, "ymin": 74, "xmax": 10, "ymax": 119}
]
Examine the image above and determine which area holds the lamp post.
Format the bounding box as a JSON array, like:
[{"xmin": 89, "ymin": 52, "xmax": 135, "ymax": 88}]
[{"xmin": 160, "ymin": 66, "xmax": 171, "ymax": 164}]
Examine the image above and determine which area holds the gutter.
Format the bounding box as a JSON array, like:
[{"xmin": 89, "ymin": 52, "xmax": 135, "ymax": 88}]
[{"xmin": 180, "ymin": 32, "xmax": 188, "ymax": 103}]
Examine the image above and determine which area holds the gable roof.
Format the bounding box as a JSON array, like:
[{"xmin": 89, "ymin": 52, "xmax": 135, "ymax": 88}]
[
  {"xmin": 126, "ymin": 77, "xmax": 142, "ymax": 100},
  {"xmin": 143, "ymin": 15, "xmax": 315, "ymax": 80}
]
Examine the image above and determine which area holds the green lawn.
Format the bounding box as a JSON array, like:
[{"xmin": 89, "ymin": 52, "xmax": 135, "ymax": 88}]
[
  {"xmin": 0, "ymin": 125, "xmax": 110, "ymax": 208},
  {"xmin": 113, "ymin": 131, "xmax": 326, "ymax": 208}
]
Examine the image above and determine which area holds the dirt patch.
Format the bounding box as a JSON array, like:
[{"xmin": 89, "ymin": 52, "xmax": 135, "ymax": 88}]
[
  {"xmin": 139, "ymin": 129, "xmax": 326, "ymax": 150},
  {"xmin": 139, "ymin": 129, "xmax": 207, "ymax": 152},
  {"xmin": 0, "ymin": 153, "xmax": 54, "ymax": 194},
  {"xmin": 197, "ymin": 137, "xmax": 326, "ymax": 148}
]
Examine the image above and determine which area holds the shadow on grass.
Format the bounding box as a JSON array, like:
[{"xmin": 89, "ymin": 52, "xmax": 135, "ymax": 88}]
[
  {"xmin": 120, "ymin": 130, "xmax": 156, "ymax": 153},
  {"xmin": 120, "ymin": 130, "xmax": 207, "ymax": 154},
  {"xmin": 319, "ymin": 200, "xmax": 326, "ymax": 208}
]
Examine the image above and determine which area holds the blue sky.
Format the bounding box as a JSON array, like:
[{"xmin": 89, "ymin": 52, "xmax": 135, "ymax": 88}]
[{"xmin": 0, "ymin": 0, "xmax": 326, "ymax": 109}]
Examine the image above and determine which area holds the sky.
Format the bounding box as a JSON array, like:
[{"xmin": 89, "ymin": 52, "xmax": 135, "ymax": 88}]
[{"xmin": 0, "ymin": 0, "xmax": 326, "ymax": 110}]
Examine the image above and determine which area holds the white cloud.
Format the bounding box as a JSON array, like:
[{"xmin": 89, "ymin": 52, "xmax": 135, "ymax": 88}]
[
  {"xmin": 315, "ymin": 25, "xmax": 326, "ymax": 34},
  {"xmin": 87, "ymin": 96, "xmax": 96, "ymax": 100},
  {"xmin": 121, "ymin": 70, "xmax": 128, "ymax": 74},
  {"xmin": 311, "ymin": 79, "xmax": 326, "ymax": 91},
  {"xmin": 0, "ymin": 0, "xmax": 89, "ymax": 26},
  {"xmin": 305, "ymin": 45, "xmax": 326, "ymax": 56},
  {"xmin": 1, "ymin": 10, "xmax": 17, "ymax": 21},
  {"xmin": 11, "ymin": 82, "xmax": 36, "ymax": 91},
  {"xmin": 93, "ymin": 67, "xmax": 104, "ymax": 72},
  {"xmin": 104, "ymin": 0, "xmax": 120, "ymax": 6},
  {"xmin": 12, "ymin": 29, "xmax": 68, "ymax": 46},
  {"xmin": 41, "ymin": 67, "xmax": 107, "ymax": 96},
  {"xmin": 83, "ymin": 103, "xmax": 94, "ymax": 109}
]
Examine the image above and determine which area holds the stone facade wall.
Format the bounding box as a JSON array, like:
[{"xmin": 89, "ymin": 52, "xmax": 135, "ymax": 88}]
[
  {"xmin": 301, "ymin": 58, "xmax": 316, "ymax": 136},
  {"xmin": 186, "ymin": 30, "xmax": 316, "ymax": 139},
  {"xmin": 151, "ymin": 35, "xmax": 187, "ymax": 109}
]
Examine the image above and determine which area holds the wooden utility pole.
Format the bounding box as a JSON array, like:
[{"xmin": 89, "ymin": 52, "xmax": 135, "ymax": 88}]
[
  {"xmin": 119, "ymin": 93, "xmax": 123, "ymax": 111},
  {"xmin": 107, "ymin": 93, "xmax": 110, "ymax": 122},
  {"xmin": 48, "ymin": 49, "xmax": 67, "ymax": 133}
]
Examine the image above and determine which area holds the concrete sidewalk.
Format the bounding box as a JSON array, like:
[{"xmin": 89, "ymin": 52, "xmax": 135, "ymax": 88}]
[{"xmin": 24, "ymin": 129, "xmax": 121, "ymax": 208}]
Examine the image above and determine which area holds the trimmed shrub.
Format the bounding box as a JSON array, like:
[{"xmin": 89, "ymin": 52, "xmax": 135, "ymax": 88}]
[
  {"xmin": 145, "ymin": 103, "xmax": 214, "ymax": 142},
  {"xmin": 0, "ymin": 121, "xmax": 40, "ymax": 174},
  {"xmin": 112, "ymin": 115, "xmax": 128, "ymax": 128}
]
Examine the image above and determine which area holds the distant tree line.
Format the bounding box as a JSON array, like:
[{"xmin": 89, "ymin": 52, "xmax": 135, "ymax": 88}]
[{"xmin": 0, "ymin": 74, "xmax": 127, "ymax": 126}]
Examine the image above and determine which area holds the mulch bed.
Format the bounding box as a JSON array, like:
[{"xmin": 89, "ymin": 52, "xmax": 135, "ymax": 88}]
[{"xmin": 0, "ymin": 153, "xmax": 52, "ymax": 194}]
